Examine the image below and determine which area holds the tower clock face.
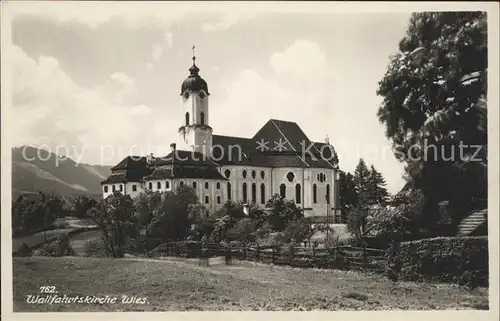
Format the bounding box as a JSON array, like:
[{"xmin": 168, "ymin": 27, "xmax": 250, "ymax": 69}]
[
  {"xmin": 199, "ymin": 91, "xmax": 205, "ymax": 99},
  {"xmin": 184, "ymin": 92, "xmax": 190, "ymax": 99}
]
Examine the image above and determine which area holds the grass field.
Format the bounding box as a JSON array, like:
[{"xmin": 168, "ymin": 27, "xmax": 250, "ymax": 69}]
[{"xmin": 13, "ymin": 256, "xmax": 488, "ymax": 311}]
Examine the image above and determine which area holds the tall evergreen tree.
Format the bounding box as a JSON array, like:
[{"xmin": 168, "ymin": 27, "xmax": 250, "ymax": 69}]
[
  {"xmin": 367, "ymin": 165, "xmax": 390, "ymax": 205},
  {"xmin": 353, "ymin": 158, "xmax": 371, "ymax": 205},
  {"xmin": 338, "ymin": 171, "xmax": 358, "ymax": 221}
]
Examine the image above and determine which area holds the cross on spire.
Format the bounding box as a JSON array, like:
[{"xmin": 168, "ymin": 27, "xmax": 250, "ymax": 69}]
[{"xmin": 192, "ymin": 45, "xmax": 196, "ymax": 65}]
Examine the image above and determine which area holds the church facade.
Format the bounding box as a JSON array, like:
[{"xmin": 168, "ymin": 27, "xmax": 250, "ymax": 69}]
[{"xmin": 101, "ymin": 54, "xmax": 342, "ymax": 223}]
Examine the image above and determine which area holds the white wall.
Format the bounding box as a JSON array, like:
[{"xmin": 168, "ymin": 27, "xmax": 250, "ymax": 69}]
[
  {"xmin": 180, "ymin": 90, "xmax": 212, "ymax": 153},
  {"xmin": 125, "ymin": 182, "xmax": 143, "ymax": 199},
  {"xmin": 303, "ymin": 168, "xmax": 336, "ymax": 217},
  {"xmin": 102, "ymin": 183, "xmax": 126, "ymax": 198},
  {"xmin": 144, "ymin": 179, "xmax": 173, "ymax": 193},
  {"xmin": 271, "ymin": 167, "xmax": 305, "ymax": 206},
  {"xmin": 219, "ymin": 165, "xmax": 272, "ymax": 206}
]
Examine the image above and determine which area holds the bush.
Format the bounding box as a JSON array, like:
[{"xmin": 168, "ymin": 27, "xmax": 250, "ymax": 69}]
[
  {"xmin": 84, "ymin": 239, "xmax": 108, "ymax": 257},
  {"xmin": 149, "ymin": 241, "xmax": 200, "ymax": 257},
  {"xmin": 386, "ymin": 236, "xmax": 488, "ymax": 287},
  {"xmin": 15, "ymin": 242, "xmax": 32, "ymax": 257},
  {"xmin": 39, "ymin": 233, "xmax": 76, "ymax": 257}
]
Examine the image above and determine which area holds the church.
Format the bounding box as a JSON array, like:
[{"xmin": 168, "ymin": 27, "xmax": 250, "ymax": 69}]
[{"xmin": 101, "ymin": 52, "xmax": 343, "ymax": 223}]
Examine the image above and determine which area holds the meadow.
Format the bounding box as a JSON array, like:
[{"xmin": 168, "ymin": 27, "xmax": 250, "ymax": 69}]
[{"xmin": 13, "ymin": 256, "xmax": 489, "ymax": 311}]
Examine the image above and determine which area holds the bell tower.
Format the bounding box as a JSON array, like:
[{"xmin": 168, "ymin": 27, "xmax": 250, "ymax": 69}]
[{"xmin": 179, "ymin": 46, "xmax": 212, "ymax": 154}]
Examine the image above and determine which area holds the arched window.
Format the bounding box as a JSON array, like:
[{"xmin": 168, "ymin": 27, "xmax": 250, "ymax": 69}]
[
  {"xmin": 148, "ymin": 182, "xmax": 152, "ymax": 190},
  {"xmin": 166, "ymin": 181, "xmax": 170, "ymax": 189},
  {"xmin": 104, "ymin": 186, "xmax": 108, "ymax": 193},
  {"xmin": 119, "ymin": 184, "xmax": 123, "ymax": 192},
  {"xmin": 205, "ymin": 195, "xmax": 209, "ymax": 204},
  {"xmin": 112, "ymin": 185, "xmax": 116, "ymax": 192},
  {"xmin": 260, "ymin": 183, "xmax": 265, "ymax": 204},
  {"xmin": 180, "ymin": 181, "xmax": 184, "ymax": 187},
  {"xmin": 200, "ymin": 112, "xmax": 205, "ymax": 125},
  {"xmin": 242, "ymin": 170, "xmax": 247, "ymax": 179},
  {"xmin": 185, "ymin": 112, "xmax": 190, "ymax": 126},
  {"xmin": 295, "ymin": 184, "xmax": 301, "ymax": 204},
  {"xmin": 242, "ymin": 183, "xmax": 248, "ymax": 203},
  {"xmin": 227, "ymin": 182, "xmax": 232, "ymax": 201},
  {"xmin": 252, "ymin": 170, "xmax": 256, "ymax": 179},
  {"xmin": 157, "ymin": 182, "xmax": 161, "ymax": 190},
  {"xmin": 261, "ymin": 171, "xmax": 265, "ymax": 179},
  {"xmin": 287, "ymin": 172, "xmax": 295, "ymax": 183},
  {"xmin": 313, "ymin": 184, "xmax": 317, "ymax": 203},
  {"xmin": 216, "ymin": 182, "xmax": 221, "ymax": 189},
  {"xmin": 326, "ymin": 184, "xmax": 330, "ymax": 204},
  {"xmin": 192, "ymin": 181, "xmax": 197, "ymax": 189},
  {"xmin": 280, "ymin": 184, "xmax": 286, "ymax": 198},
  {"xmin": 205, "ymin": 182, "xmax": 209, "ymax": 189},
  {"xmin": 225, "ymin": 169, "xmax": 231, "ymax": 178},
  {"xmin": 251, "ymin": 183, "xmax": 257, "ymax": 203}
]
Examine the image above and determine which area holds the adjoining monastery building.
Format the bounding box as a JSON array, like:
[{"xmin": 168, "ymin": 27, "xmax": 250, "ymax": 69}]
[{"xmin": 101, "ymin": 53, "xmax": 342, "ymax": 222}]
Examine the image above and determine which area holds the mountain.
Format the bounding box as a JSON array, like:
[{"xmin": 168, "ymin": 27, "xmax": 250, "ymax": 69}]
[{"xmin": 12, "ymin": 146, "xmax": 112, "ymax": 199}]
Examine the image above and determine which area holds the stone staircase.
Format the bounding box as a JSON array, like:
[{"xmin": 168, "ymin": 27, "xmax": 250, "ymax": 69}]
[{"xmin": 456, "ymin": 209, "xmax": 487, "ymax": 236}]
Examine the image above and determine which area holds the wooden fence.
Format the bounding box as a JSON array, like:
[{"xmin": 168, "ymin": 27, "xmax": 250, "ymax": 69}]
[{"xmin": 157, "ymin": 242, "xmax": 387, "ymax": 272}]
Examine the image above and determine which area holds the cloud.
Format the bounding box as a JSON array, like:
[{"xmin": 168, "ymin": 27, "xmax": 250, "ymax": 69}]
[
  {"xmin": 211, "ymin": 39, "xmax": 331, "ymax": 139},
  {"xmin": 270, "ymin": 39, "xmax": 329, "ymax": 79},
  {"xmin": 164, "ymin": 31, "xmax": 173, "ymax": 47},
  {"xmin": 151, "ymin": 45, "xmax": 163, "ymax": 62},
  {"xmin": 10, "ymin": 44, "xmax": 163, "ymax": 164},
  {"xmin": 9, "ymin": 2, "xmax": 187, "ymax": 28},
  {"xmin": 146, "ymin": 32, "xmax": 172, "ymax": 68},
  {"xmin": 127, "ymin": 104, "xmax": 153, "ymax": 116},
  {"xmin": 201, "ymin": 13, "xmax": 254, "ymax": 32}
]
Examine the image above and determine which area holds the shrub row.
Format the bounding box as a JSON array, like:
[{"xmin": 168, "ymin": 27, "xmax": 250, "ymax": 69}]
[
  {"xmin": 38, "ymin": 234, "xmax": 76, "ymax": 257},
  {"xmin": 386, "ymin": 236, "xmax": 488, "ymax": 287}
]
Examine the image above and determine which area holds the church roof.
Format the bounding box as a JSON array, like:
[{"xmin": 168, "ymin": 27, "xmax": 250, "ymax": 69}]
[
  {"xmin": 101, "ymin": 119, "xmax": 338, "ymax": 186},
  {"xmin": 252, "ymin": 119, "xmax": 312, "ymax": 152},
  {"xmin": 155, "ymin": 150, "xmax": 219, "ymax": 167},
  {"xmin": 212, "ymin": 119, "xmax": 338, "ymax": 169},
  {"xmin": 110, "ymin": 156, "xmax": 148, "ymax": 171},
  {"xmin": 144, "ymin": 166, "xmax": 226, "ymax": 180},
  {"xmin": 180, "ymin": 56, "xmax": 209, "ymax": 95},
  {"xmin": 101, "ymin": 169, "xmax": 150, "ymax": 184}
]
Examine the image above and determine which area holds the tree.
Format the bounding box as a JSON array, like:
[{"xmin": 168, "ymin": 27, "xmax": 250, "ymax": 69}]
[
  {"xmin": 367, "ymin": 165, "xmax": 390, "ymax": 205},
  {"xmin": 353, "ymin": 159, "xmax": 371, "ymax": 205},
  {"xmin": 377, "ymin": 12, "xmax": 487, "ymax": 229},
  {"xmin": 72, "ymin": 195, "xmax": 97, "ymax": 218},
  {"xmin": 350, "ymin": 159, "xmax": 372, "ymax": 233},
  {"xmin": 12, "ymin": 192, "xmax": 61, "ymax": 237},
  {"xmin": 150, "ymin": 186, "xmax": 202, "ymax": 242},
  {"xmin": 264, "ymin": 194, "xmax": 303, "ymax": 231},
  {"xmin": 338, "ymin": 171, "xmax": 358, "ymax": 220},
  {"xmin": 226, "ymin": 218, "xmax": 258, "ymax": 243},
  {"xmin": 88, "ymin": 191, "xmax": 136, "ymax": 258},
  {"xmin": 133, "ymin": 191, "xmax": 162, "ymax": 255},
  {"xmin": 346, "ymin": 204, "xmax": 367, "ymax": 238}
]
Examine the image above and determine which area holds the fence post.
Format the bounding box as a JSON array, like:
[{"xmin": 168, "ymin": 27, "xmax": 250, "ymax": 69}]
[
  {"xmin": 363, "ymin": 246, "xmax": 367, "ymax": 266},
  {"xmin": 256, "ymin": 245, "xmax": 260, "ymax": 261},
  {"xmin": 272, "ymin": 246, "xmax": 275, "ymax": 264},
  {"xmin": 242, "ymin": 243, "xmax": 247, "ymax": 260}
]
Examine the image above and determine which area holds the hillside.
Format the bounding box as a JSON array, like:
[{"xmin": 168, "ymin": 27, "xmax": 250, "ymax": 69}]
[{"xmin": 12, "ymin": 146, "xmax": 112, "ymax": 198}]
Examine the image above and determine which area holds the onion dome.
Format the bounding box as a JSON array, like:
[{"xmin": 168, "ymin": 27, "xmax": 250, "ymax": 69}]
[{"xmin": 180, "ymin": 48, "xmax": 209, "ymax": 95}]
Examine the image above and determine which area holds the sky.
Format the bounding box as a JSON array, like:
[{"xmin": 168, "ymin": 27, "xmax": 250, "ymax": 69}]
[{"xmin": 6, "ymin": 3, "xmax": 413, "ymax": 194}]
